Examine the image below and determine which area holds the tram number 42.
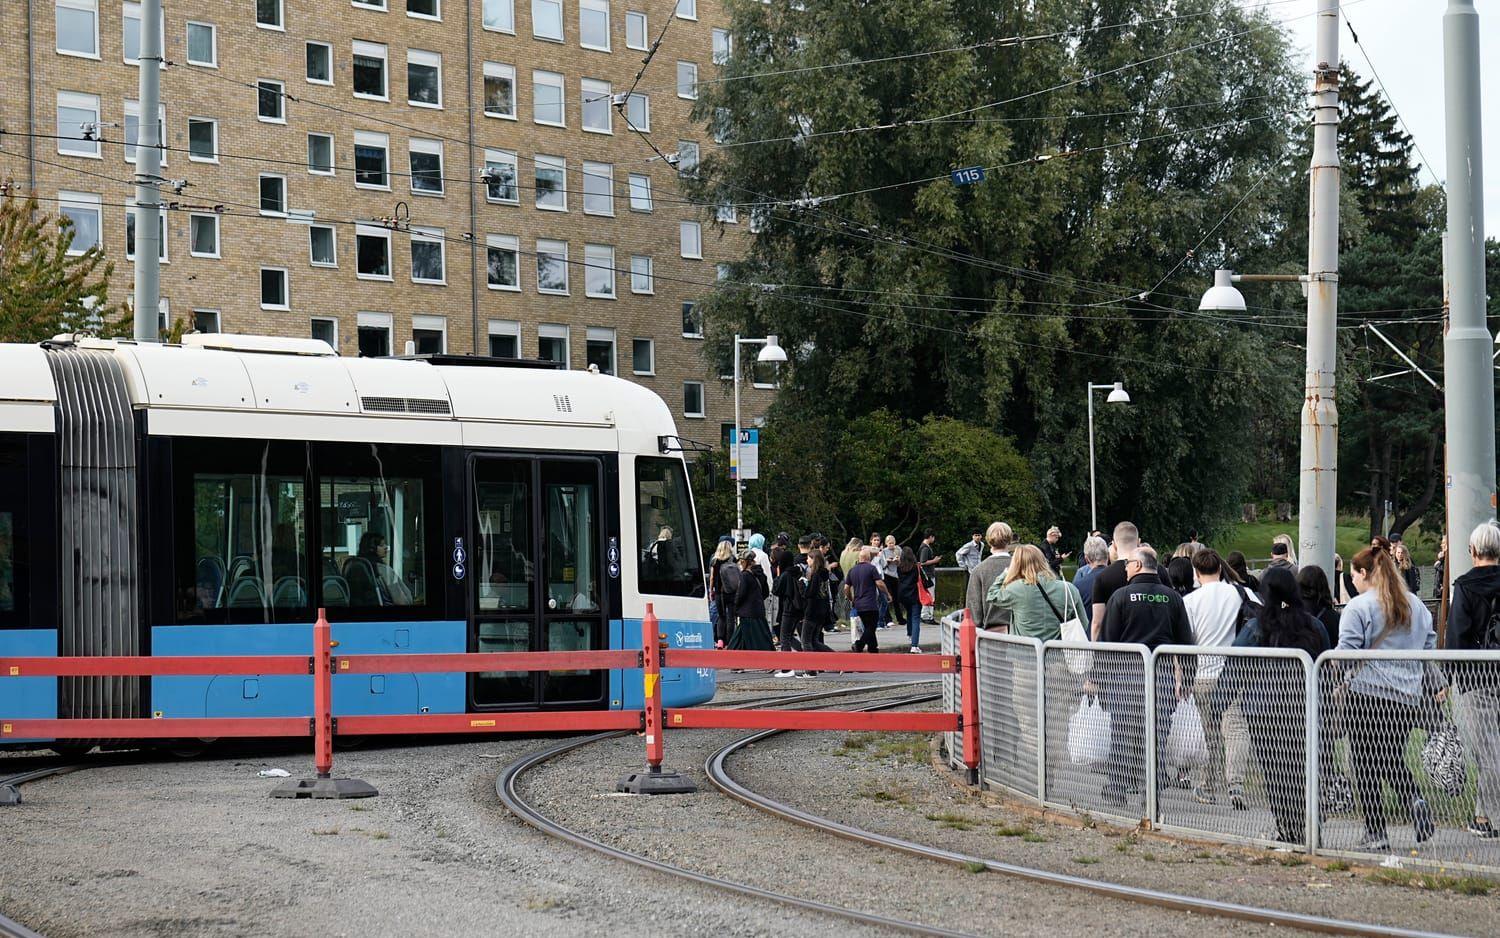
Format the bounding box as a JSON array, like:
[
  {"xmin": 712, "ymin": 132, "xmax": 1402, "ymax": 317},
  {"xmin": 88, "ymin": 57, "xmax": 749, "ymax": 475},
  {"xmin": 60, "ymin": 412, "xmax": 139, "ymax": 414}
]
[{"xmin": 950, "ymin": 166, "xmax": 986, "ymax": 186}]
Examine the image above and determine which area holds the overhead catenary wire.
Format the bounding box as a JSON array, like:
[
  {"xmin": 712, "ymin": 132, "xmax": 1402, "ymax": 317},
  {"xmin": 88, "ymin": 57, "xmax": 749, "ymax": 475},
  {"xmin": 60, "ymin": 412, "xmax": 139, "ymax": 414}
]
[{"xmin": 1341, "ymin": 10, "xmax": 1443, "ymax": 188}]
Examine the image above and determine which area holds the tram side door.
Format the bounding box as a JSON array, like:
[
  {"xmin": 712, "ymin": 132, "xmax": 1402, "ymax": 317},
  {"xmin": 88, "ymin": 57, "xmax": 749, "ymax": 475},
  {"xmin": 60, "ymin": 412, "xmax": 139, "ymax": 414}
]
[{"xmin": 470, "ymin": 455, "xmax": 607, "ymax": 709}]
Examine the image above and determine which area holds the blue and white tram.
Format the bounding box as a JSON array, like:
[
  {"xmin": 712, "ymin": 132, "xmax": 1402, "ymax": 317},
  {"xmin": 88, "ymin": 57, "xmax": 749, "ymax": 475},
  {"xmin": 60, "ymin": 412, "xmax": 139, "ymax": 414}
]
[{"xmin": 0, "ymin": 333, "xmax": 714, "ymax": 748}]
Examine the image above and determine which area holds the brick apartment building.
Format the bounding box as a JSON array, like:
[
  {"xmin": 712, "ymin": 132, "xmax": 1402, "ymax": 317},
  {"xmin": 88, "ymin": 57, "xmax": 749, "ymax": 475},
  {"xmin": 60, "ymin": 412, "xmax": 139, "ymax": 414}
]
[{"xmin": 1, "ymin": 0, "xmax": 772, "ymax": 445}]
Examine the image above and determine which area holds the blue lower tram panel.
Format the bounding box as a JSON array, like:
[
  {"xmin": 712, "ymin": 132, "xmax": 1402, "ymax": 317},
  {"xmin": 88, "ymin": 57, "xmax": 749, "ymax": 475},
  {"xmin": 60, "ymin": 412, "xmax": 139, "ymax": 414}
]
[{"xmin": 0, "ymin": 629, "xmax": 58, "ymax": 744}]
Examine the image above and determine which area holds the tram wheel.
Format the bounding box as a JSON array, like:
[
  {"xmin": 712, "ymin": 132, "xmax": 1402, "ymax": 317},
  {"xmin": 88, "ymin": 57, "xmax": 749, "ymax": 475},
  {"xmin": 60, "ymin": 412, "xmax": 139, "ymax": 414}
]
[
  {"xmin": 49, "ymin": 743, "xmax": 95, "ymax": 759},
  {"xmin": 165, "ymin": 738, "xmax": 217, "ymax": 758}
]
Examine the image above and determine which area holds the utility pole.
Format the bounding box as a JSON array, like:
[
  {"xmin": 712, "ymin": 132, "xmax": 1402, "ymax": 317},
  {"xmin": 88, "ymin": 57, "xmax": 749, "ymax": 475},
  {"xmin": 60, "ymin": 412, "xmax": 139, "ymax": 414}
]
[
  {"xmin": 131, "ymin": 0, "xmax": 163, "ymax": 343},
  {"xmin": 1442, "ymin": 0, "xmax": 1494, "ymax": 584}
]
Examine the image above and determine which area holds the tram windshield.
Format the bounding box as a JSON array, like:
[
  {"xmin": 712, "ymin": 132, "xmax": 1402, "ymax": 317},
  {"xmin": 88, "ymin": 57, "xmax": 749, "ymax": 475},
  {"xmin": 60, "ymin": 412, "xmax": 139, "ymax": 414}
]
[{"xmin": 635, "ymin": 456, "xmax": 704, "ymax": 598}]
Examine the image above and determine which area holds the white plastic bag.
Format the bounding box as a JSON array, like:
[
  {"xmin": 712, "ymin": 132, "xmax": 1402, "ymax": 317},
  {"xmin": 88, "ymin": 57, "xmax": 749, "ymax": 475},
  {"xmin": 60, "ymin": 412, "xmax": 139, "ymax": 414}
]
[
  {"xmin": 1068, "ymin": 694, "xmax": 1112, "ymax": 766},
  {"xmin": 1165, "ymin": 697, "xmax": 1208, "ymax": 769}
]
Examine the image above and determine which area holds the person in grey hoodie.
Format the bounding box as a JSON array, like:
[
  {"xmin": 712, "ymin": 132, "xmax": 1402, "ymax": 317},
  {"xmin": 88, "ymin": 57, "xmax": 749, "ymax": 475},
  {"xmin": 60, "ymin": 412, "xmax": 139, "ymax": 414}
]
[
  {"xmin": 1445, "ymin": 521, "xmax": 1500, "ymax": 839},
  {"xmin": 1337, "ymin": 538, "xmax": 1438, "ymax": 852}
]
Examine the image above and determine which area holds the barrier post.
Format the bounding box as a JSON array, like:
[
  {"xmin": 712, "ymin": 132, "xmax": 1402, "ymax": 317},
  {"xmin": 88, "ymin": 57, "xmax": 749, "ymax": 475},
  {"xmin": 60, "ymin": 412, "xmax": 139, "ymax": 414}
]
[
  {"xmin": 959, "ymin": 609, "xmax": 981, "ymax": 786},
  {"xmin": 271, "ymin": 609, "xmax": 377, "ymax": 800},
  {"xmin": 617, "ymin": 602, "xmax": 696, "ymax": 794}
]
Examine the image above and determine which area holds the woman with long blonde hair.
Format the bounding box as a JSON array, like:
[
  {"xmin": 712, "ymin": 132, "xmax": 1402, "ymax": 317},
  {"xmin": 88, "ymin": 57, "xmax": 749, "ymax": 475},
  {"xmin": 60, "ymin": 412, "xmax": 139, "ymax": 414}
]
[
  {"xmin": 986, "ymin": 544, "xmax": 1083, "ymax": 642},
  {"xmin": 708, "ymin": 538, "xmax": 736, "ymax": 648}
]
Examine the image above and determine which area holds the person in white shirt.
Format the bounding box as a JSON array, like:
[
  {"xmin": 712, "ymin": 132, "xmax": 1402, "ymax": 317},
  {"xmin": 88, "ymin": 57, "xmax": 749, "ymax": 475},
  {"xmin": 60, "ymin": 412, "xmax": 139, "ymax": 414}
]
[{"xmin": 1181, "ymin": 548, "xmax": 1255, "ymax": 808}]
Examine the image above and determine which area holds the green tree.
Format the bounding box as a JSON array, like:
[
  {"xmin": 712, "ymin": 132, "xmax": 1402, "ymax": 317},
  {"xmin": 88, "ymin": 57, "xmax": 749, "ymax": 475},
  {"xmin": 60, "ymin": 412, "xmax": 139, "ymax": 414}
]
[{"xmin": 0, "ymin": 186, "xmax": 129, "ymax": 342}]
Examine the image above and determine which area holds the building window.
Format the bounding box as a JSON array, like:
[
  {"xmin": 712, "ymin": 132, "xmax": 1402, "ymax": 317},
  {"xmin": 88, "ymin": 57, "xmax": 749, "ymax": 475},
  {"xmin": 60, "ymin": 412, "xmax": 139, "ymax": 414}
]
[
  {"xmin": 629, "ymin": 255, "xmax": 653, "ymax": 294},
  {"xmin": 624, "ymin": 92, "xmax": 649, "ymax": 131},
  {"xmin": 582, "ymin": 161, "xmax": 614, "ymax": 216},
  {"xmin": 627, "ymin": 173, "xmax": 652, "ymax": 212},
  {"xmin": 125, "ymin": 203, "xmax": 167, "ymax": 262},
  {"xmin": 307, "ymin": 132, "xmax": 334, "ymax": 174},
  {"xmin": 487, "ymin": 320, "xmax": 520, "ymax": 358},
  {"xmin": 357, "ymin": 312, "xmax": 392, "ymax": 357},
  {"xmin": 193, "ymin": 309, "xmax": 221, "ymax": 333},
  {"xmin": 260, "ymin": 268, "xmax": 289, "ymax": 309},
  {"xmin": 712, "ymin": 106, "xmax": 732, "ymax": 144},
  {"xmin": 185, "ymin": 20, "xmax": 215, "ymax": 66},
  {"xmin": 123, "ymin": 100, "xmax": 166, "ymax": 165},
  {"xmin": 631, "ymin": 338, "xmax": 653, "ymax": 375},
  {"xmin": 121, "ymin": 2, "xmax": 140, "ymax": 63},
  {"xmin": 56, "ymin": 0, "xmax": 99, "ymax": 57},
  {"xmin": 482, "ymin": 0, "xmax": 513, "ymax": 32},
  {"xmin": 407, "ymin": 49, "xmax": 442, "ymax": 107},
  {"xmin": 409, "ymin": 227, "xmax": 445, "ymax": 283},
  {"xmin": 579, "ymin": 0, "xmax": 609, "ymax": 50},
  {"xmin": 586, "ymin": 327, "xmax": 616, "ymax": 374},
  {"xmin": 352, "ymin": 41, "xmax": 388, "ymax": 100},
  {"xmin": 57, "ymin": 192, "xmax": 101, "ymax": 254},
  {"xmin": 536, "ymin": 239, "xmax": 568, "ymax": 295},
  {"xmin": 256, "ymin": 0, "xmax": 283, "ymax": 29},
  {"xmin": 675, "ymin": 0, "xmax": 695, "ymax": 19},
  {"xmin": 483, "ymin": 149, "xmax": 518, "ymax": 203},
  {"xmin": 355, "ymin": 225, "xmax": 392, "ymax": 280},
  {"xmin": 353, "ymin": 0, "xmax": 387, "ymax": 11},
  {"xmin": 309, "ymin": 224, "xmax": 338, "ymax": 266},
  {"xmin": 538, "ymin": 323, "xmax": 569, "ymax": 365},
  {"xmin": 483, "ymin": 62, "xmax": 515, "ymax": 118},
  {"xmin": 257, "ymin": 79, "xmax": 286, "ymax": 122},
  {"xmin": 306, "ymin": 41, "xmax": 332, "ymax": 84},
  {"xmin": 258, "ymin": 174, "xmax": 287, "ymax": 215},
  {"xmin": 712, "ymin": 28, "xmax": 731, "ymax": 64},
  {"xmin": 312, "ymin": 317, "xmax": 339, "ymax": 351},
  {"xmin": 56, "ymin": 91, "xmax": 100, "ymax": 157},
  {"xmin": 412, "ymin": 315, "xmax": 447, "ymax": 354},
  {"xmin": 581, "ymin": 78, "xmax": 612, "ymax": 133},
  {"xmin": 676, "ymin": 140, "xmax": 698, "ymax": 178},
  {"xmin": 534, "ymin": 155, "xmax": 566, "ymax": 211},
  {"xmin": 532, "ymin": 70, "xmax": 565, "ymax": 126},
  {"xmin": 408, "ymin": 139, "xmax": 444, "ymax": 195},
  {"xmin": 584, "ymin": 244, "xmax": 615, "ymax": 299},
  {"xmin": 187, "ymin": 117, "xmax": 217, "ymax": 161},
  {"xmin": 676, "ymin": 61, "xmax": 698, "ymax": 98},
  {"xmin": 485, "ymin": 234, "xmax": 520, "ymax": 290},
  {"xmin": 683, "ymin": 382, "xmax": 705, "ymax": 418},
  {"xmin": 679, "ymin": 220, "xmax": 701, "ymax": 258},
  {"xmin": 189, "ymin": 213, "xmax": 219, "ymax": 257},
  {"xmin": 408, "ymin": 0, "xmax": 439, "ymax": 20},
  {"xmin": 681, "ymin": 301, "xmax": 702, "ymax": 337},
  {"xmin": 716, "ymin": 201, "xmax": 737, "ymax": 224},
  {"xmin": 354, "ymin": 131, "xmax": 390, "ymax": 188},
  {"xmin": 625, "ymin": 10, "xmax": 646, "ymax": 50},
  {"xmin": 531, "ymin": 0, "xmax": 563, "ymax": 40}
]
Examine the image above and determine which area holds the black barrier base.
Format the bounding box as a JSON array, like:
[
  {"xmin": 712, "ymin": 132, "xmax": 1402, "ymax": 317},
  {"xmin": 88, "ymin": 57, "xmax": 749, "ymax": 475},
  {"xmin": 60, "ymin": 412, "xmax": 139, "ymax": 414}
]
[
  {"xmin": 270, "ymin": 776, "xmax": 378, "ymax": 799},
  {"xmin": 0, "ymin": 784, "xmax": 20, "ymax": 805},
  {"xmin": 616, "ymin": 767, "xmax": 697, "ymax": 795}
]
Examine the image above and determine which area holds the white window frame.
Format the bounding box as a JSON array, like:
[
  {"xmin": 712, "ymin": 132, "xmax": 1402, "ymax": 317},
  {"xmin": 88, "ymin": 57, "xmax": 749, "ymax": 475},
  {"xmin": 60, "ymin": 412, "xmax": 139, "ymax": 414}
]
[
  {"xmin": 193, "ymin": 309, "xmax": 222, "ymax": 333},
  {"xmin": 538, "ymin": 322, "xmax": 570, "ymax": 366},
  {"xmin": 355, "ymin": 224, "xmax": 394, "ymax": 281},
  {"xmin": 188, "ymin": 212, "xmax": 220, "ymax": 258},
  {"xmin": 356, "ymin": 312, "xmax": 393, "ymax": 357},
  {"xmin": 353, "ymin": 130, "xmax": 391, "ymax": 190},
  {"xmin": 627, "ymin": 173, "xmax": 652, "ymax": 212},
  {"xmin": 535, "ymin": 239, "xmax": 569, "ymax": 295},
  {"xmin": 675, "ymin": 0, "xmax": 695, "ymax": 20},
  {"xmin": 57, "ymin": 191, "xmax": 101, "ymax": 255},
  {"xmin": 305, "ymin": 41, "xmax": 333, "ymax": 85},
  {"xmin": 681, "ymin": 300, "xmax": 703, "ymax": 338},
  {"xmin": 579, "ymin": 0, "xmax": 610, "ymax": 51},
  {"xmin": 482, "ymin": 62, "xmax": 516, "ymax": 120},
  {"xmin": 484, "ymin": 234, "xmax": 521, "ymax": 291},
  {"xmin": 258, "ymin": 173, "xmax": 288, "ymax": 217},
  {"xmin": 629, "ymin": 255, "xmax": 653, "ymax": 294},
  {"xmin": 409, "ymin": 226, "xmax": 446, "ymax": 284},
  {"xmin": 585, "ymin": 326, "xmax": 617, "ymax": 374},
  {"xmin": 676, "ymin": 140, "xmax": 698, "ymax": 178},
  {"xmin": 121, "ymin": 2, "xmax": 164, "ymax": 66},
  {"xmin": 56, "ymin": 91, "xmax": 101, "ymax": 158},
  {"xmin": 184, "ymin": 20, "xmax": 216, "ymax": 67},
  {"xmin": 260, "ymin": 267, "xmax": 290, "ymax": 310},
  {"xmin": 631, "ymin": 338, "xmax": 654, "ymax": 375},
  {"xmin": 534, "ymin": 154, "xmax": 567, "ymax": 212},
  {"xmin": 487, "ymin": 319, "xmax": 521, "ymax": 357},
  {"xmin": 716, "ymin": 201, "xmax": 738, "ymax": 224},
  {"xmin": 581, "ymin": 78, "xmax": 612, "ymax": 134},
  {"xmin": 351, "ymin": 40, "xmax": 389, "ymax": 101},
  {"xmin": 712, "ymin": 28, "xmax": 731, "ymax": 65},
  {"xmin": 624, "ymin": 10, "xmax": 647, "ymax": 50},
  {"xmin": 309, "ymin": 224, "xmax": 338, "ymax": 267},
  {"xmin": 352, "ymin": 0, "xmax": 387, "ymax": 11},
  {"xmin": 56, "ymin": 0, "xmax": 100, "ymax": 59},
  {"xmin": 307, "ymin": 132, "xmax": 335, "ymax": 175},
  {"xmin": 122, "ymin": 99, "xmax": 166, "ymax": 165},
  {"xmin": 683, "ymin": 382, "xmax": 705, "ymax": 418},
  {"xmin": 255, "ymin": 0, "xmax": 285, "ymax": 31},
  {"xmin": 581, "ymin": 161, "xmax": 614, "ymax": 216},
  {"xmin": 583, "ymin": 244, "xmax": 615, "ymax": 299},
  {"xmin": 257, "ymin": 79, "xmax": 286, "ymax": 123},
  {"xmin": 407, "ymin": 0, "xmax": 441, "ymax": 21},
  {"xmin": 679, "ymin": 220, "xmax": 702, "ymax": 259},
  {"xmin": 187, "ymin": 117, "xmax": 218, "ymax": 163},
  {"xmin": 624, "ymin": 92, "xmax": 649, "ymax": 131},
  {"xmin": 311, "ymin": 316, "xmax": 340, "ymax": 351},
  {"xmin": 483, "ymin": 149, "xmax": 519, "ymax": 204},
  {"xmin": 482, "ymin": 0, "xmax": 514, "ymax": 33},
  {"xmin": 408, "ymin": 138, "xmax": 445, "ymax": 196},
  {"xmin": 406, "ymin": 48, "xmax": 443, "ymax": 108},
  {"xmin": 412, "ymin": 314, "xmax": 448, "ymax": 354},
  {"xmin": 531, "ymin": 0, "xmax": 563, "ymax": 41},
  {"xmin": 532, "ymin": 69, "xmax": 565, "ymax": 127},
  {"xmin": 676, "ymin": 60, "xmax": 698, "ymax": 99}
]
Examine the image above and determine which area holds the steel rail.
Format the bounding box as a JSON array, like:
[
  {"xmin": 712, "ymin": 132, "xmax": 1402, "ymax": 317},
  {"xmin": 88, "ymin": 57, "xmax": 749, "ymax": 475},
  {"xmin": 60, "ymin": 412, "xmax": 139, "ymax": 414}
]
[
  {"xmin": 496, "ymin": 682, "xmax": 978, "ymax": 938},
  {"xmin": 706, "ymin": 702, "xmax": 1459, "ymax": 938}
]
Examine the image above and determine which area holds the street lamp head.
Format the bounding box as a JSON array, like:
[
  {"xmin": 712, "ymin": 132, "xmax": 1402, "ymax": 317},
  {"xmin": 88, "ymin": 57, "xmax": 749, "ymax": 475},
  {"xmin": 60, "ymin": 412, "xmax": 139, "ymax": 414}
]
[
  {"xmin": 1106, "ymin": 381, "xmax": 1130, "ymax": 404},
  {"xmin": 1198, "ymin": 269, "xmax": 1247, "ymax": 313},
  {"xmin": 756, "ymin": 334, "xmax": 788, "ymax": 364}
]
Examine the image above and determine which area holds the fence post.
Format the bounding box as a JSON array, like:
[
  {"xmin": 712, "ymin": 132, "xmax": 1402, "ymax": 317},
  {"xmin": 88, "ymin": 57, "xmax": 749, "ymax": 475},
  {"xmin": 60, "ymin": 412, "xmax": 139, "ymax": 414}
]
[
  {"xmin": 1035, "ymin": 639, "xmax": 1047, "ymax": 801},
  {"xmin": 1144, "ymin": 649, "xmax": 1158, "ymax": 827},
  {"xmin": 960, "ymin": 609, "xmax": 980, "ymax": 786},
  {"xmin": 1304, "ymin": 653, "xmax": 1320, "ymax": 853},
  {"xmin": 270, "ymin": 608, "xmax": 377, "ymax": 799},
  {"xmin": 616, "ymin": 602, "xmax": 696, "ymax": 794}
]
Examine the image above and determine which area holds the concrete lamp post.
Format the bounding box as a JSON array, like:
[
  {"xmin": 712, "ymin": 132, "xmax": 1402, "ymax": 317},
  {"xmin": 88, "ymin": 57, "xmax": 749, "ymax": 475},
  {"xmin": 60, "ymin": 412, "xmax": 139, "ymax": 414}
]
[{"xmin": 733, "ymin": 334, "xmax": 787, "ymax": 536}]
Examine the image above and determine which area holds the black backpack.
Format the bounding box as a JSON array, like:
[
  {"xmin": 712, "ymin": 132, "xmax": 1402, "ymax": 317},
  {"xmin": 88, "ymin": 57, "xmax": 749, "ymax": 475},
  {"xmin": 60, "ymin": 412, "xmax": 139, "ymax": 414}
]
[{"xmin": 1233, "ymin": 583, "xmax": 1261, "ymax": 635}]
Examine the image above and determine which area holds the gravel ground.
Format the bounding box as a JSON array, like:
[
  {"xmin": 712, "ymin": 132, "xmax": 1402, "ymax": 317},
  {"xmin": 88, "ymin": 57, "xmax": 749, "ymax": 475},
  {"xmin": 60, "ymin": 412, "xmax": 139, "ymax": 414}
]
[{"xmin": 725, "ymin": 723, "xmax": 1496, "ymax": 937}]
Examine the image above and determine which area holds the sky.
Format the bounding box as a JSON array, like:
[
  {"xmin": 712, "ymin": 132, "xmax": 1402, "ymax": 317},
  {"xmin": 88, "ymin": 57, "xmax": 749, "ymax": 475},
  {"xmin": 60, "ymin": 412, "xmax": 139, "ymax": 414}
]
[{"xmin": 1253, "ymin": 0, "xmax": 1500, "ymax": 235}]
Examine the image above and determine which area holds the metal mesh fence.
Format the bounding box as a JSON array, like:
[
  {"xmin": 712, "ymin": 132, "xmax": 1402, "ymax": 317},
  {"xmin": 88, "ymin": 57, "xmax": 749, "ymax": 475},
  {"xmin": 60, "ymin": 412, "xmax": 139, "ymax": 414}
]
[
  {"xmin": 976, "ymin": 631, "xmax": 1041, "ymax": 799},
  {"xmin": 1153, "ymin": 646, "xmax": 1314, "ymax": 849},
  {"xmin": 1041, "ymin": 642, "xmax": 1150, "ymax": 824},
  {"xmin": 941, "ymin": 617, "xmax": 963, "ymax": 770}
]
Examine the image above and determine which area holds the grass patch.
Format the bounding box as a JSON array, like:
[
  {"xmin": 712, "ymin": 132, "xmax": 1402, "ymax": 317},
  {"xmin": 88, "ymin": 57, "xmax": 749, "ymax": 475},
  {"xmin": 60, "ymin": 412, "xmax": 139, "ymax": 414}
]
[
  {"xmin": 368, "ymin": 831, "xmax": 390, "ymax": 840},
  {"xmin": 1193, "ymin": 850, "xmax": 1213, "ymax": 860},
  {"xmin": 1367, "ymin": 869, "xmax": 1492, "ymax": 896},
  {"xmin": 311, "ymin": 828, "xmax": 339, "ymax": 836},
  {"xmin": 924, "ymin": 811, "xmax": 976, "ymax": 831},
  {"xmin": 1140, "ymin": 852, "xmax": 1158, "ymax": 863},
  {"xmin": 1326, "ymin": 860, "xmax": 1350, "ymax": 872},
  {"xmin": 1073, "ymin": 856, "xmax": 1101, "ymax": 865},
  {"xmin": 993, "ymin": 824, "xmax": 1030, "ymax": 837},
  {"xmin": 860, "ymin": 786, "xmax": 913, "ymax": 805},
  {"xmin": 348, "ymin": 804, "xmax": 369, "ymax": 812},
  {"xmin": 964, "ymin": 861, "xmax": 987, "ymax": 874},
  {"xmin": 1276, "ymin": 855, "xmax": 1307, "ymax": 867},
  {"xmin": 1114, "ymin": 841, "xmax": 1132, "ymax": 853},
  {"xmin": 1022, "ymin": 832, "xmax": 1047, "ymax": 843}
]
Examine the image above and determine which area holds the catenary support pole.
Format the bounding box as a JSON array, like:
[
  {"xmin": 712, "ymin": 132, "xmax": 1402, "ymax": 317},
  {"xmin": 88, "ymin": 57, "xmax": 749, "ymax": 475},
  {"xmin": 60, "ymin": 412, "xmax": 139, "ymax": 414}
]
[
  {"xmin": 733, "ymin": 335, "xmax": 743, "ymax": 534},
  {"xmin": 1299, "ymin": 0, "xmax": 1341, "ymax": 582},
  {"xmin": 1087, "ymin": 382, "xmax": 1097, "ymax": 533},
  {"xmin": 131, "ymin": 0, "xmax": 163, "ymax": 342},
  {"xmin": 1443, "ymin": 0, "xmax": 1495, "ymax": 585}
]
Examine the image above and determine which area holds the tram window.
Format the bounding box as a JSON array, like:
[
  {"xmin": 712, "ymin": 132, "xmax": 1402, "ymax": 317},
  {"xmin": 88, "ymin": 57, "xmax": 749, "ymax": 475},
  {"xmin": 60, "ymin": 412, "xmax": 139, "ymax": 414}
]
[
  {"xmin": 544, "ymin": 478, "xmax": 598, "ymax": 613},
  {"xmin": 635, "ymin": 456, "xmax": 704, "ymax": 597},
  {"xmin": 318, "ymin": 475, "xmax": 427, "ymax": 609},
  {"xmin": 0, "ymin": 512, "xmax": 14, "ymax": 614},
  {"xmin": 189, "ymin": 473, "xmax": 307, "ymax": 617},
  {"xmin": 475, "ymin": 460, "xmax": 532, "ymax": 613}
]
